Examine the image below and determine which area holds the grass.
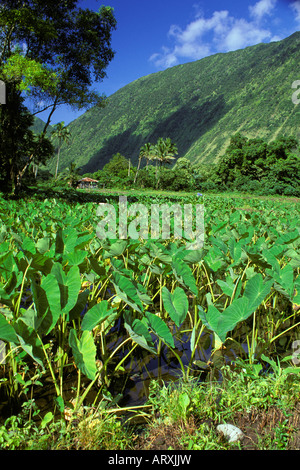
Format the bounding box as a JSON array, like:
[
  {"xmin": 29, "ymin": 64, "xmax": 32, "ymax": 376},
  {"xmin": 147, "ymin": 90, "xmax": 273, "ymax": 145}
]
[
  {"xmin": 1, "ymin": 359, "xmax": 299, "ymax": 450},
  {"xmin": 78, "ymin": 186, "xmax": 300, "ymax": 203}
]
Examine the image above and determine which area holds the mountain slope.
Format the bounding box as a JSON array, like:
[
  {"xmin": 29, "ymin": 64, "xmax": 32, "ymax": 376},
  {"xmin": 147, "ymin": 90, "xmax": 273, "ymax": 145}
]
[
  {"xmin": 31, "ymin": 116, "xmax": 52, "ymax": 135},
  {"xmin": 51, "ymin": 31, "xmax": 300, "ymax": 173}
]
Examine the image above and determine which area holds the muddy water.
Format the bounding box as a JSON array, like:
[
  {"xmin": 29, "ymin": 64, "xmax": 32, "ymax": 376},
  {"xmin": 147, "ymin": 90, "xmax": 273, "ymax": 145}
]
[{"xmin": 0, "ymin": 321, "xmax": 245, "ymax": 422}]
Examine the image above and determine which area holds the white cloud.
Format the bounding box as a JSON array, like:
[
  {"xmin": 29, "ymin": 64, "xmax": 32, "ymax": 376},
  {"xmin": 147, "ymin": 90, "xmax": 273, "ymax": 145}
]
[
  {"xmin": 222, "ymin": 19, "xmax": 272, "ymax": 50},
  {"xmin": 290, "ymin": 0, "xmax": 300, "ymax": 24},
  {"xmin": 249, "ymin": 0, "xmax": 277, "ymax": 21},
  {"xmin": 150, "ymin": 0, "xmax": 283, "ymax": 69}
]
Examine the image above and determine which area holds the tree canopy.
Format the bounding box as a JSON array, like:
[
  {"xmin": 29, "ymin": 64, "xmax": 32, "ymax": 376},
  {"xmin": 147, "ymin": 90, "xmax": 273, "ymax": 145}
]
[
  {"xmin": 216, "ymin": 133, "xmax": 300, "ymax": 194},
  {"xmin": 0, "ymin": 0, "xmax": 117, "ymax": 192}
]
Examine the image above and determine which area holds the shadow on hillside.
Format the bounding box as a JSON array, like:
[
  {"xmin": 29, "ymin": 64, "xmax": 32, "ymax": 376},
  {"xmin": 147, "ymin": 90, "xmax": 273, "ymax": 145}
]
[
  {"xmin": 148, "ymin": 94, "xmax": 228, "ymax": 158},
  {"xmin": 81, "ymin": 94, "xmax": 228, "ymax": 172},
  {"xmin": 81, "ymin": 125, "xmax": 145, "ymax": 173}
]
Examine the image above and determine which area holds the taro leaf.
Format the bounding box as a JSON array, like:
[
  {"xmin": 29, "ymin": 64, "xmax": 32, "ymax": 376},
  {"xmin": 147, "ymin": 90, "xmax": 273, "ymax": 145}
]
[
  {"xmin": 171, "ymin": 257, "xmax": 197, "ymax": 295},
  {"xmin": 145, "ymin": 312, "xmax": 175, "ymax": 348},
  {"xmin": 211, "ymin": 220, "xmax": 228, "ymax": 234},
  {"xmin": 181, "ymin": 249, "xmax": 204, "ymax": 265},
  {"xmin": 124, "ymin": 312, "xmax": 156, "ymax": 354},
  {"xmin": 136, "ymin": 283, "xmax": 152, "ymax": 306},
  {"xmin": 63, "ymin": 228, "xmax": 78, "ymax": 254},
  {"xmin": 74, "ymin": 232, "xmax": 94, "ymax": 251},
  {"xmin": 285, "ymin": 249, "xmax": 300, "ymax": 268},
  {"xmin": 111, "ymin": 258, "xmax": 132, "ymax": 277},
  {"xmin": 276, "ymin": 229, "xmax": 300, "ymax": 245},
  {"xmin": 63, "ymin": 250, "xmax": 87, "ymax": 267},
  {"xmin": 19, "ymin": 308, "xmax": 44, "ymax": 332},
  {"xmin": 246, "ymin": 252, "xmax": 271, "ymax": 269},
  {"xmin": 33, "ymin": 273, "xmax": 62, "ymax": 335},
  {"xmin": 81, "ymin": 301, "xmax": 115, "ymax": 331},
  {"xmin": 148, "ymin": 242, "xmax": 172, "ymax": 264},
  {"xmin": 0, "ymin": 313, "xmax": 18, "ymax": 343},
  {"xmin": 228, "ymin": 238, "xmax": 242, "ymax": 263},
  {"xmin": 198, "ymin": 274, "xmax": 273, "ymax": 343},
  {"xmin": 198, "ymin": 297, "xmax": 250, "ymax": 343},
  {"xmin": 35, "ymin": 236, "xmax": 50, "ymax": 254},
  {"xmin": 51, "ymin": 264, "xmax": 81, "ymax": 316},
  {"xmin": 216, "ymin": 277, "xmax": 236, "ymax": 297},
  {"xmin": 266, "ymin": 263, "xmax": 294, "ymax": 299},
  {"xmin": 112, "ymin": 272, "xmax": 143, "ymax": 312},
  {"xmin": 69, "ymin": 329, "xmax": 97, "ymax": 380},
  {"xmin": 89, "ymin": 257, "xmax": 106, "ymax": 277},
  {"xmin": 103, "ymin": 240, "xmax": 128, "ymax": 259},
  {"xmin": 55, "ymin": 228, "xmax": 64, "ymax": 255},
  {"xmin": 26, "ymin": 253, "xmax": 53, "ymax": 275},
  {"xmin": 1, "ymin": 271, "xmax": 18, "ymax": 298},
  {"xmin": 69, "ymin": 289, "xmax": 90, "ymax": 321},
  {"xmin": 14, "ymin": 319, "xmax": 44, "ymax": 367},
  {"xmin": 293, "ymin": 278, "xmax": 300, "ymax": 305},
  {"xmin": 22, "ymin": 237, "xmax": 36, "ymax": 255},
  {"xmin": 244, "ymin": 273, "xmax": 273, "ymax": 312},
  {"xmin": 0, "ymin": 251, "xmax": 14, "ymax": 267},
  {"xmin": 161, "ymin": 286, "xmax": 189, "ymax": 327},
  {"xmin": 204, "ymin": 247, "xmax": 225, "ymax": 273}
]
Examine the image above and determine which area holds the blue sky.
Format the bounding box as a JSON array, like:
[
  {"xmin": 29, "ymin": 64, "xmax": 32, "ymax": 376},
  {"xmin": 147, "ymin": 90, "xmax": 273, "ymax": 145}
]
[{"xmin": 37, "ymin": 0, "xmax": 300, "ymax": 125}]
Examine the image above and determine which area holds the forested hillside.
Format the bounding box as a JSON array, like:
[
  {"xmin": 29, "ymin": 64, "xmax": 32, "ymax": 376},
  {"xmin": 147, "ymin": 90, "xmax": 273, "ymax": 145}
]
[{"xmin": 49, "ymin": 31, "xmax": 300, "ymax": 174}]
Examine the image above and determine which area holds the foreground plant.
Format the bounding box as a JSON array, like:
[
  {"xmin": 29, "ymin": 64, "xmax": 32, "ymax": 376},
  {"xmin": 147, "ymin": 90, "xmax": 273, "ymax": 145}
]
[{"xmin": 0, "ymin": 193, "xmax": 299, "ymax": 423}]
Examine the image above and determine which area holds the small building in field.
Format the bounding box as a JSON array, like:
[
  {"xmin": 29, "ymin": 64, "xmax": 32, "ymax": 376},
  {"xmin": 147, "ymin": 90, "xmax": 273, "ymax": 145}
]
[{"xmin": 77, "ymin": 177, "xmax": 99, "ymax": 189}]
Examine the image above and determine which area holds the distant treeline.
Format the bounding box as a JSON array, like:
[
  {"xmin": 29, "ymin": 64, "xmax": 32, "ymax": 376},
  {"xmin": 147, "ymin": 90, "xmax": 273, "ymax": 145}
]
[{"xmin": 81, "ymin": 134, "xmax": 300, "ymax": 197}]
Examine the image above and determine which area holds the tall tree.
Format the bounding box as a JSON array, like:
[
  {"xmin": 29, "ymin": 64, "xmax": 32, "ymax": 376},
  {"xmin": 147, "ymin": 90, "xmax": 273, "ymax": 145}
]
[
  {"xmin": 0, "ymin": 84, "xmax": 53, "ymax": 192},
  {"xmin": 51, "ymin": 122, "xmax": 71, "ymax": 179},
  {"xmin": 64, "ymin": 162, "xmax": 81, "ymax": 188},
  {"xmin": 0, "ymin": 0, "xmax": 116, "ymax": 192},
  {"xmin": 153, "ymin": 137, "xmax": 178, "ymax": 188},
  {"xmin": 134, "ymin": 142, "xmax": 155, "ymax": 183}
]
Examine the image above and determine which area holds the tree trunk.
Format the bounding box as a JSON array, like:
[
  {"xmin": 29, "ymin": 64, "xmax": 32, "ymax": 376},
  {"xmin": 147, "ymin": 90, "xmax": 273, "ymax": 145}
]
[
  {"xmin": 134, "ymin": 157, "xmax": 141, "ymax": 184},
  {"xmin": 55, "ymin": 146, "xmax": 61, "ymax": 179}
]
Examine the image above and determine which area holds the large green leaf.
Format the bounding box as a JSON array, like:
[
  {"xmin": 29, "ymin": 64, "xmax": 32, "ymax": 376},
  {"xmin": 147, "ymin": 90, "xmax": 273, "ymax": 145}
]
[
  {"xmin": 244, "ymin": 273, "xmax": 273, "ymax": 311},
  {"xmin": 171, "ymin": 257, "xmax": 197, "ymax": 295},
  {"xmin": 14, "ymin": 319, "xmax": 44, "ymax": 368},
  {"xmin": 145, "ymin": 312, "xmax": 175, "ymax": 348},
  {"xmin": 112, "ymin": 272, "xmax": 143, "ymax": 312},
  {"xmin": 204, "ymin": 246, "xmax": 226, "ymax": 272},
  {"xmin": 198, "ymin": 274, "xmax": 273, "ymax": 343},
  {"xmin": 161, "ymin": 286, "xmax": 188, "ymax": 327},
  {"xmin": 0, "ymin": 312, "xmax": 18, "ymax": 343},
  {"xmin": 103, "ymin": 240, "xmax": 128, "ymax": 259},
  {"xmin": 69, "ymin": 329, "xmax": 97, "ymax": 380},
  {"xmin": 51, "ymin": 263, "xmax": 81, "ymax": 315},
  {"xmin": 32, "ymin": 273, "xmax": 62, "ymax": 335},
  {"xmin": 124, "ymin": 312, "xmax": 156, "ymax": 354},
  {"xmin": 198, "ymin": 297, "xmax": 250, "ymax": 343},
  {"xmin": 81, "ymin": 301, "xmax": 115, "ymax": 331}
]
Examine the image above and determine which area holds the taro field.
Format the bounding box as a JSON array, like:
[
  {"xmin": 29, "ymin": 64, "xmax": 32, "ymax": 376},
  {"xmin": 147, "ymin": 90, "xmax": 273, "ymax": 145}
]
[{"xmin": 0, "ymin": 192, "xmax": 299, "ymax": 417}]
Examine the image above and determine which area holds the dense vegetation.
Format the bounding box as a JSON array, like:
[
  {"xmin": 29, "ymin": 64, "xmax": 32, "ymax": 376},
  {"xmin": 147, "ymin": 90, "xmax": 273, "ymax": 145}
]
[
  {"xmin": 0, "ymin": 191, "xmax": 299, "ymax": 449},
  {"xmin": 0, "ymin": 1, "xmax": 299, "ymax": 452},
  {"xmin": 50, "ymin": 31, "xmax": 300, "ymax": 174},
  {"xmin": 81, "ymin": 133, "xmax": 300, "ymax": 197},
  {"xmin": 0, "ymin": 0, "xmax": 116, "ymax": 194}
]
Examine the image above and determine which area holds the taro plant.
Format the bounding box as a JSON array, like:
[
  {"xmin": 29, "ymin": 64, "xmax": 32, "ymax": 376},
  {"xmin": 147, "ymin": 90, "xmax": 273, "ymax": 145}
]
[{"xmin": 0, "ymin": 192, "xmax": 299, "ymax": 418}]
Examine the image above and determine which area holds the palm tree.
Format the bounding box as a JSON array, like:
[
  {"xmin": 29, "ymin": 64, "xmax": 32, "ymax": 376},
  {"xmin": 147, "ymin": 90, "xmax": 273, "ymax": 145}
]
[
  {"xmin": 51, "ymin": 122, "xmax": 71, "ymax": 179},
  {"xmin": 153, "ymin": 138, "xmax": 178, "ymax": 188},
  {"xmin": 134, "ymin": 142, "xmax": 156, "ymax": 183},
  {"xmin": 64, "ymin": 162, "xmax": 81, "ymax": 188}
]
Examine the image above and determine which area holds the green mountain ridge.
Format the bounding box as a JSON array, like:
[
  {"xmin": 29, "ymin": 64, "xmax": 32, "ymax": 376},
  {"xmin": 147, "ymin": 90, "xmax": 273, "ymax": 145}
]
[
  {"xmin": 31, "ymin": 116, "xmax": 52, "ymax": 135},
  {"xmin": 49, "ymin": 31, "xmax": 300, "ymax": 174}
]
